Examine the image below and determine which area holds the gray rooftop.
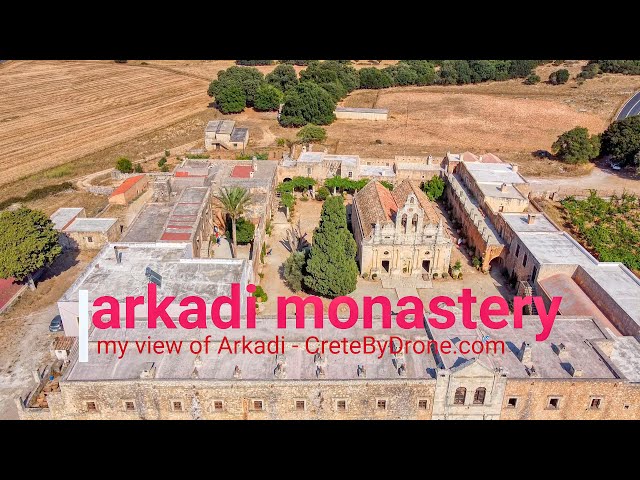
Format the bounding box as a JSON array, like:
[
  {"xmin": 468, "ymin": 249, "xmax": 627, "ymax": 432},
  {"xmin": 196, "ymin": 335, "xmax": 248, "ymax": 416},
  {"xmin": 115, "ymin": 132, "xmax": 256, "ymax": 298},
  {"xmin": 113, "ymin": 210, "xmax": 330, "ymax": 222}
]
[
  {"xmin": 64, "ymin": 217, "xmax": 117, "ymax": 233},
  {"xmin": 395, "ymin": 163, "xmax": 441, "ymax": 172},
  {"xmin": 67, "ymin": 317, "xmax": 437, "ymax": 382},
  {"xmin": 230, "ymin": 127, "xmax": 249, "ymax": 142},
  {"xmin": 205, "ymin": 120, "xmax": 235, "ymax": 134},
  {"xmin": 359, "ymin": 165, "xmax": 396, "ymax": 178},
  {"xmin": 60, "ymin": 242, "xmax": 249, "ymax": 304},
  {"xmin": 122, "ymin": 203, "xmax": 173, "ymax": 242},
  {"xmin": 50, "ymin": 207, "xmax": 84, "ymax": 231},
  {"xmin": 214, "ymin": 160, "xmax": 277, "ymax": 190},
  {"xmin": 296, "ymin": 152, "xmax": 325, "ymax": 163},
  {"xmin": 335, "ymin": 106, "xmax": 389, "ymax": 114},
  {"xmin": 464, "ymin": 161, "xmax": 527, "ymax": 185},
  {"xmin": 609, "ymin": 336, "xmax": 640, "ymax": 382},
  {"xmin": 477, "ymin": 182, "xmax": 527, "ymax": 200},
  {"xmin": 427, "ymin": 315, "xmax": 620, "ymax": 379},
  {"xmin": 501, "ymin": 213, "xmax": 559, "ymax": 233}
]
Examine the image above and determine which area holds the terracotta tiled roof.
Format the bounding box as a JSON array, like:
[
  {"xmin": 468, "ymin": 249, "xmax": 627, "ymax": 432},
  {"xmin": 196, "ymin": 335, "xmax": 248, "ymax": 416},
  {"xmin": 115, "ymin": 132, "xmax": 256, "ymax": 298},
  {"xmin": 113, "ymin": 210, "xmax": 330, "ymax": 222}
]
[
  {"xmin": 160, "ymin": 232, "xmax": 191, "ymax": 241},
  {"xmin": 110, "ymin": 175, "xmax": 145, "ymax": 197},
  {"xmin": 479, "ymin": 153, "xmax": 503, "ymax": 163},
  {"xmin": 391, "ymin": 179, "xmax": 440, "ymax": 225},
  {"xmin": 231, "ymin": 165, "xmax": 253, "ymax": 178},
  {"xmin": 459, "ymin": 152, "xmax": 479, "ymax": 162},
  {"xmin": 354, "ymin": 179, "xmax": 440, "ymax": 238}
]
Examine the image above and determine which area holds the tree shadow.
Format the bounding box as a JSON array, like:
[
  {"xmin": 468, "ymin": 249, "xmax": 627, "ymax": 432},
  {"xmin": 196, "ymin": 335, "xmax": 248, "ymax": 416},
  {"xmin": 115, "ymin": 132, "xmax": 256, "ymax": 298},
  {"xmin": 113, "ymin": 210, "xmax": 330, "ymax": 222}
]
[{"xmin": 35, "ymin": 249, "xmax": 81, "ymax": 287}]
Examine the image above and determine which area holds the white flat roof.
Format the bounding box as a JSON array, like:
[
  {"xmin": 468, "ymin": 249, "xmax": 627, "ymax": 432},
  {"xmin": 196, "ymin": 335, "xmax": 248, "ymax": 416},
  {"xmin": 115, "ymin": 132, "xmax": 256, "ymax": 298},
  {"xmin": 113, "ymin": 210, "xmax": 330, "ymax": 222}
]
[
  {"xmin": 465, "ymin": 161, "xmax": 527, "ymax": 185},
  {"xmin": 64, "ymin": 217, "xmax": 117, "ymax": 233},
  {"xmin": 50, "ymin": 208, "xmax": 83, "ymax": 231}
]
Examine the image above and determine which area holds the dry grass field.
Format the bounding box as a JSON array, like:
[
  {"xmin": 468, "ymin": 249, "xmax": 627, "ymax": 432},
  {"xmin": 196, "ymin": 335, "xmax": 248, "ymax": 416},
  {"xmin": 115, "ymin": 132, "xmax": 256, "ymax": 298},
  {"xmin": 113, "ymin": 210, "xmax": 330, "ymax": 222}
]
[
  {"xmin": 0, "ymin": 60, "xmax": 209, "ymax": 187},
  {"xmin": 333, "ymin": 61, "xmax": 640, "ymax": 175}
]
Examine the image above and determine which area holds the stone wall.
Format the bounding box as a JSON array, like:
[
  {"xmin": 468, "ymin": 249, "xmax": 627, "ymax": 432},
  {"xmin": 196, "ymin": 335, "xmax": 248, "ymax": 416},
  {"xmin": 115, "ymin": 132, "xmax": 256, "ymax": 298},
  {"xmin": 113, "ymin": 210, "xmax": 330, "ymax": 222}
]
[
  {"xmin": 29, "ymin": 379, "xmax": 436, "ymax": 420},
  {"xmin": 501, "ymin": 379, "xmax": 640, "ymax": 420}
]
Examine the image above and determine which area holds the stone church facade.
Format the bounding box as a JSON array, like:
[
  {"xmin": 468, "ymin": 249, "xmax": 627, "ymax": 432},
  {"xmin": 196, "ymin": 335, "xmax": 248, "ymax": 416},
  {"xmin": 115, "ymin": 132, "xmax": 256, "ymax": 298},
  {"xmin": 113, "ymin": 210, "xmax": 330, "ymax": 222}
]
[{"xmin": 351, "ymin": 179, "xmax": 452, "ymax": 279}]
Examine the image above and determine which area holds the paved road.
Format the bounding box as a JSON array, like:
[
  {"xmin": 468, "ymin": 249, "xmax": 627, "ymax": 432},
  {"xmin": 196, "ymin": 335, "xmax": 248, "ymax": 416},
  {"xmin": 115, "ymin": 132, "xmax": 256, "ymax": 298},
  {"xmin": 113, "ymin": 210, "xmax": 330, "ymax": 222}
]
[{"xmin": 617, "ymin": 91, "xmax": 640, "ymax": 120}]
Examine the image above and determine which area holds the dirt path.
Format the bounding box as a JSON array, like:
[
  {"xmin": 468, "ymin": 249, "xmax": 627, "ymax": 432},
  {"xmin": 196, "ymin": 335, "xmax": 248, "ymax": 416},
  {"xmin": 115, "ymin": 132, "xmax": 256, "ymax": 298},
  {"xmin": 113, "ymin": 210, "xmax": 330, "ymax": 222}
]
[{"xmin": 529, "ymin": 166, "xmax": 640, "ymax": 195}]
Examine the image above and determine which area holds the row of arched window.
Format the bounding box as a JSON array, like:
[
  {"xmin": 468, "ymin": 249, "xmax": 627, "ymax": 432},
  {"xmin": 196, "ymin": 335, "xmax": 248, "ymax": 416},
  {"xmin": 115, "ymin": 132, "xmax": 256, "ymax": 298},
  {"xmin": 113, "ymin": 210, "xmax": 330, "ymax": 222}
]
[{"xmin": 453, "ymin": 387, "xmax": 486, "ymax": 405}]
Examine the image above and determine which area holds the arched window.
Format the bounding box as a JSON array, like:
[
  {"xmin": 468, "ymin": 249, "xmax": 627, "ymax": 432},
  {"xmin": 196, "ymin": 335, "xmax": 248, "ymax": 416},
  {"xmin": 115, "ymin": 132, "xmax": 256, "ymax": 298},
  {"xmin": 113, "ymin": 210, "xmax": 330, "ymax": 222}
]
[
  {"xmin": 474, "ymin": 387, "xmax": 486, "ymax": 405},
  {"xmin": 412, "ymin": 213, "xmax": 418, "ymax": 232},
  {"xmin": 410, "ymin": 197, "xmax": 415, "ymax": 204},
  {"xmin": 454, "ymin": 387, "xmax": 466, "ymax": 405},
  {"xmin": 401, "ymin": 214, "xmax": 408, "ymax": 233}
]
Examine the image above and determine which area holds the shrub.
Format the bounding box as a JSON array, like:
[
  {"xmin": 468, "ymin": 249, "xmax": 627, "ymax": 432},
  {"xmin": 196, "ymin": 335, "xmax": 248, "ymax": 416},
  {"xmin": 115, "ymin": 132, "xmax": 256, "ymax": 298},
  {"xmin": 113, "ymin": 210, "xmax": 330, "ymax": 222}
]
[
  {"xmin": 315, "ymin": 186, "xmax": 330, "ymax": 201},
  {"xmin": 380, "ymin": 180, "xmax": 394, "ymax": 191},
  {"xmin": 441, "ymin": 272, "xmax": 449, "ymax": 279},
  {"xmin": 601, "ymin": 115, "xmax": 640, "ymax": 166},
  {"xmin": 549, "ymin": 69, "xmax": 570, "ymax": 85},
  {"xmin": 133, "ymin": 164, "xmax": 143, "ymax": 173},
  {"xmin": 185, "ymin": 153, "xmax": 210, "ymax": 159},
  {"xmin": 164, "ymin": 149, "xmax": 170, "ymax": 157},
  {"xmin": 276, "ymin": 138, "xmax": 287, "ymax": 147},
  {"xmin": 454, "ymin": 260, "xmax": 462, "ymax": 270},
  {"xmin": 252, "ymin": 285, "xmax": 268, "ymax": 302},
  {"xmin": 158, "ymin": 157, "xmax": 167, "ymax": 167},
  {"xmin": 422, "ymin": 175, "xmax": 445, "ymax": 201},
  {"xmin": 283, "ymin": 251, "xmax": 306, "ymax": 292},
  {"xmin": 524, "ymin": 74, "xmax": 540, "ymax": 85},
  {"xmin": 472, "ymin": 257, "xmax": 482, "ymax": 270},
  {"xmin": 433, "ymin": 272, "xmax": 439, "ymax": 278},
  {"xmin": 115, "ymin": 157, "xmax": 133, "ymax": 173},
  {"xmin": 297, "ymin": 124, "xmax": 327, "ymax": 144},
  {"xmin": 43, "ymin": 165, "xmax": 73, "ymax": 178},
  {"xmin": 160, "ymin": 164, "xmax": 169, "ymax": 172},
  {"xmin": 226, "ymin": 217, "xmax": 255, "ymax": 244}
]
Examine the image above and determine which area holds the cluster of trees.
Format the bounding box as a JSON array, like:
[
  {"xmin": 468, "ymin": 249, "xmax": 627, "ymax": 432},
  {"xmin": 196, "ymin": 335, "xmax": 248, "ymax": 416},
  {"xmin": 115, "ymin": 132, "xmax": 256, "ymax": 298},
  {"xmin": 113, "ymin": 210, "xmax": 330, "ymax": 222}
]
[
  {"xmin": 562, "ymin": 191, "xmax": 640, "ymax": 270},
  {"xmin": 552, "ymin": 127, "xmax": 601, "ymax": 164},
  {"xmin": 207, "ymin": 66, "xmax": 283, "ymax": 114},
  {"xmin": 588, "ymin": 60, "xmax": 640, "ymax": 76},
  {"xmin": 276, "ymin": 177, "xmax": 317, "ymax": 194},
  {"xmin": 358, "ymin": 60, "xmax": 542, "ymax": 89},
  {"xmin": 226, "ymin": 217, "xmax": 255, "ymax": 244},
  {"xmin": 0, "ymin": 208, "xmax": 62, "ymax": 284},
  {"xmin": 283, "ymin": 196, "xmax": 358, "ymax": 297},
  {"xmin": 325, "ymin": 175, "xmax": 369, "ymax": 193}
]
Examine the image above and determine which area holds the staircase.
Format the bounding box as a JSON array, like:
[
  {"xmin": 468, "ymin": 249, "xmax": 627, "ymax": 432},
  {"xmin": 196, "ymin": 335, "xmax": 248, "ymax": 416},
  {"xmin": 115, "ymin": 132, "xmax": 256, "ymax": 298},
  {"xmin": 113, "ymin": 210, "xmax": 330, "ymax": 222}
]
[{"xmin": 517, "ymin": 280, "xmax": 538, "ymax": 315}]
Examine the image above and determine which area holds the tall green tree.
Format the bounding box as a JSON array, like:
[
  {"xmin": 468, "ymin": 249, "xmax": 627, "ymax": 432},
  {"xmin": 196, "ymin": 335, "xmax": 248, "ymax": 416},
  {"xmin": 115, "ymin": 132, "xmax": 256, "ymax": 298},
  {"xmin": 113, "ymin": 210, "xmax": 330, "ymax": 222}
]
[
  {"xmin": 266, "ymin": 64, "xmax": 299, "ymax": 92},
  {"xmin": 0, "ymin": 208, "xmax": 62, "ymax": 286},
  {"xmin": 215, "ymin": 187, "xmax": 251, "ymax": 257},
  {"xmin": 358, "ymin": 68, "xmax": 393, "ymax": 89},
  {"xmin": 115, "ymin": 157, "xmax": 133, "ymax": 173},
  {"xmin": 304, "ymin": 196, "xmax": 358, "ymax": 297},
  {"xmin": 208, "ymin": 66, "xmax": 264, "ymax": 108},
  {"xmin": 601, "ymin": 115, "xmax": 640, "ymax": 165},
  {"xmin": 552, "ymin": 127, "xmax": 601, "ymax": 164},
  {"xmin": 254, "ymin": 83, "xmax": 283, "ymax": 111},
  {"xmin": 279, "ymin": 82, "xmax": 336, "ymax": 127}
]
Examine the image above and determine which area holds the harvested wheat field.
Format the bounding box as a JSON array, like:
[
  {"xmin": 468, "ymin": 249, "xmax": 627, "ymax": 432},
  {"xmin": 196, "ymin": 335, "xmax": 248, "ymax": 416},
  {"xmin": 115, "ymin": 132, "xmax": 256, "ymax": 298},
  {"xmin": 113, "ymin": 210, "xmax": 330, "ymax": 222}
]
[{"xmin": 0, "ymin": 60, "xmax": 209, "ymax": 187}]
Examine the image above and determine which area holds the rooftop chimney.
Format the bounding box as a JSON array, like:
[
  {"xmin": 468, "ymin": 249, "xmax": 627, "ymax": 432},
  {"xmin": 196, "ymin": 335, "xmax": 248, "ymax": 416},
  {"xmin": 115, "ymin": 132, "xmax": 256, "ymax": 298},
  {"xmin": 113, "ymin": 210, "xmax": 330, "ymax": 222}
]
[
  {"xmin": 427, "ymin": 155, "xmax": 433, "ymax": 165},
  {"xmin": 518, "ymin": 342, "xmax": 532, "ymax": 365},
  {"xmin": 252, "ymin": 156, "xmax": 258, "ymax": 171},
  {"xmin": 555, "ymin": 343, "xmax": 570, "ymax": 361},
  {"xmin": 528, "ymin": 365, "xmax": 540, "ymax": 378},
  {"xmin": 511, "ymin": 164, "xmax": 519, "ymax": 173},
  {"xmin": 527, "ymin": 213, "xmax": 537, "ymax": 224},
  {"xmin": 398, "ymin": 362, "xmax": 407, "ymax": 377},
  {"xmin": 568, "ymin": 364, "xmax": 583, "ymax": 377},
  {"xmin": 316, "ymin": 365, "xmax": 326, "ymax": 378},
  {"xmin": 479, "ymin": 155, "xmax": 483, "ymax": 162},
  {"xmin": 249, "ymin": 170, "xmax": 254, "ymax": 178},
  {"xmin": 233, "ymin": 365, "xmax": 242, "ymax": 379},
  {"xmin": 114, "ymin": 246, "xmax": 120, "ymax": 263},
  {"xmin": 500, "ymin": 183, "xmax": 509, "ymax": 193},
  {"xmin": 274, "ymin": 363, "xmax": 286, "ymax": 379},
  {"xmin": 139, "ymin": 362, "xmax": 156, "ymax": 379},
  {"xmin": 357, "ymin": 364, "xmax": 367, "ymax": 378}
]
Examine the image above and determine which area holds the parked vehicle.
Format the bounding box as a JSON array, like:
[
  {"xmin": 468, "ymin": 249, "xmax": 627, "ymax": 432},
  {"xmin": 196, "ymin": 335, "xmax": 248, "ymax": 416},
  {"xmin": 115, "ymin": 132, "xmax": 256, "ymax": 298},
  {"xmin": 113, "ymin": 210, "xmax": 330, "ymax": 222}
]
[
  {"xmin": 609, "ymin": 161, "xmax": 622, "ymax": 171},
  {"xmin": 49, "ymin": 316, "xmax": 63, "ymax": 332}
]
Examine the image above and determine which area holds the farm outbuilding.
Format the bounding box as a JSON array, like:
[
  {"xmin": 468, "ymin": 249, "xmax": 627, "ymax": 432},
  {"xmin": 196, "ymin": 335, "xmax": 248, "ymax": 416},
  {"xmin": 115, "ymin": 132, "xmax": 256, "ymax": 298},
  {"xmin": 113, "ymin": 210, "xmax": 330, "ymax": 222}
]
[
  {"xmin": 335, "ymin": 106, "xmax": 389, "ymax": 121},
  {"xmin": 204, "ymin": 120, "xmax": 249, "ymax": 151},
  {"xmin": 108, "ymin": 174, "xmax": 148, "ymax": 205},
  {"xmin": 63, "ymin": 217, "xmax": 119, "ymax": 249}
]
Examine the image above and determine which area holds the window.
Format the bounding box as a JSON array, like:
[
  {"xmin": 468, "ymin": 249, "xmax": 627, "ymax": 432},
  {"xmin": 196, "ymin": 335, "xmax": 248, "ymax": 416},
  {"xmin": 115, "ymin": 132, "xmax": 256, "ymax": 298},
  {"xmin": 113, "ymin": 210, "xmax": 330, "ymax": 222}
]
[
  {"xmin": 498, "ymin": 205, "xmax": 504, "ymax": 212},
  {"xmin": 348, "ymin": 171, "xmax": 353, "ymax": 178},
  {"xmin": 252, "ymin": 400, "xmax": 264, "ymax": 411},
  {"xmin": 590, "ymin": 398, "xmax": 602, "ymax": 410},
  {"xmin": 515, "ymin": 244, "xmax": 520, "ymax": 257},
  {"xmin": 523, "ymin": 254, "xmax": 528, "ymax": 268},
  {"xmin": 383, "ymin": 251, "xmax": 389, "ymax": 255},
  {"xmin": 295, "ymin": 400, "xmax": 306, "ymax": 411},
  {"xmin": 87, "ymin": 236, "xmax": 93, "ymax": 243},
  {"xmin": 233, "ymin": 143, "xmax": 238, "ymax": 147},
  {"xmin": 401, "ymin": 214, "xmax": 407, "ymax": 233},
  {"xmin": 473, "ymin": 387, "xmax": 486, "ymax": 405},
  {"xmin": 624, "ymin": 404, "xmax": 630, "ymax": 410},
  {"xmin": 212, "ymin": 400, "xmax": 224, "ymax": 412},
  {"xmin": 86, "ymin": 401, "xmax": 98, "ymax": 412},
  {"xmin": 410, "ymin": 197, "xmax": 415, "ymax": 204},
  {"xmin": 336, "ymin": 400, "xmax": 347, "ymax": 411},
  {"xmin": 123, "ymin": 400, "xmax": 135, "ymax": 411},
  {"xmin": 172, "ymin": 401, "xmax": 183, "ymax": 412},
  {"xmin": 507, "ymin": 397, "xmax": 518, "ymax": 408},
  {"xmin": 376, "ymin": 399, "xmax": 388, "ymax": 410},
  {"xmin": 307, "ymin": 167, "xmax": 312, "ymax": 175},
  {"xmin": 417, "ymin": 399, "xmax": 429, "ymax": 410},
  {"xmin": 547, "ymin": 397, "xmax": 560, "ymax": 410},
  {"xmin": 454, "ymin": 387, "xmax": 466, "ymax": 405},
  {"xmin": 412, "ymin": 214, "xmax": 418, "ymax": 232},
  {"xmin": 531, "ymin": 266, "xmax": 538, "ymax": 282}
]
